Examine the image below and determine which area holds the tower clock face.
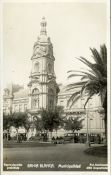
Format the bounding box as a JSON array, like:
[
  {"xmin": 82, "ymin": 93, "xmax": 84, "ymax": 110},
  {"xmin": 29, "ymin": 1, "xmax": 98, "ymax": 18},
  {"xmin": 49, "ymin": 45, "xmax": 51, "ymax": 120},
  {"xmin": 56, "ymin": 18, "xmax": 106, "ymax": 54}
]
[{"xmin": 34, "ymin": 45, "xmax": 46, "ymax": 56}]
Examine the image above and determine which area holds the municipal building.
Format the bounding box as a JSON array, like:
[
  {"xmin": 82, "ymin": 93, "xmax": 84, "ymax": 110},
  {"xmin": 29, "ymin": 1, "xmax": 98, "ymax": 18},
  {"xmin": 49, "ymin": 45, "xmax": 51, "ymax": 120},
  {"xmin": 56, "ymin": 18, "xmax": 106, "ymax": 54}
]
[{"xmin": 3, "ymin": 17, "xmax": 105, "ymax": 141}]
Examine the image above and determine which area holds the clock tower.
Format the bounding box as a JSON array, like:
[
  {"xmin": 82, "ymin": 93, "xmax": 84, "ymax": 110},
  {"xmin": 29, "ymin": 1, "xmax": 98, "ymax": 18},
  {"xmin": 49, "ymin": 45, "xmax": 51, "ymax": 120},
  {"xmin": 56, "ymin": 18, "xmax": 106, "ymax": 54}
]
[{"xmin": 28, "ymin": 17, "xmax": 59, "ymax": 114}]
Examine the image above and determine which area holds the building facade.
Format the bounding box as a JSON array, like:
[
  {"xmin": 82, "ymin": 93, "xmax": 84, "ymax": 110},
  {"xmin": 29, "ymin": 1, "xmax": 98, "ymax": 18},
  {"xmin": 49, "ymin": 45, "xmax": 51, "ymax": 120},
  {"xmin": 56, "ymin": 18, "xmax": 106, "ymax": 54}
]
[
  {"xmin": 3, "ymin": 17, "xmax": 105, "ymax": 140},
  {"xmin": 57, "ymin": 84, "xmax": 105, "ymax": 139}
]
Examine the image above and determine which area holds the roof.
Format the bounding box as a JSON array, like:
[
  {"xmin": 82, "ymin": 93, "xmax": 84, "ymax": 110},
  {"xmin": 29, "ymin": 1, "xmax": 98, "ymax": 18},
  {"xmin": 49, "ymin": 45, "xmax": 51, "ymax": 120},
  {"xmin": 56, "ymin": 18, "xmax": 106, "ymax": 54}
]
[{"xmin": 14, "ymin": 88, "xmax": 29, "ymax": 99}]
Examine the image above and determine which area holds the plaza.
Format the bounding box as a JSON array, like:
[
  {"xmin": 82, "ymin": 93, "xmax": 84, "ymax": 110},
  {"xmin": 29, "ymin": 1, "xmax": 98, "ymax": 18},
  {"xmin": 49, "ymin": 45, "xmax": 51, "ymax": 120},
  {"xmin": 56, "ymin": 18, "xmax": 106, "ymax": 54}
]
[{"xmin": 3, "ymin": 143, "xmax": 107, "ymax": 171}]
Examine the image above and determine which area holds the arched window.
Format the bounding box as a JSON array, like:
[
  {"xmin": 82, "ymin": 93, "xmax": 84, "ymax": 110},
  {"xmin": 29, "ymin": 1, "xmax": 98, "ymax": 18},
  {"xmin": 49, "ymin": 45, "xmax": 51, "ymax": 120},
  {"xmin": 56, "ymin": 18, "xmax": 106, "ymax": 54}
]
[
  {"xmin": 32, "ymin": 88, "xmax": 39, "ymax": 109},
  {"xmin": 34, "ymin": 62, "xmax": 39, "ymax": 72},
  {"xmin": 32, "ymin": 88, "xmax": 39, "ymax": 95}
]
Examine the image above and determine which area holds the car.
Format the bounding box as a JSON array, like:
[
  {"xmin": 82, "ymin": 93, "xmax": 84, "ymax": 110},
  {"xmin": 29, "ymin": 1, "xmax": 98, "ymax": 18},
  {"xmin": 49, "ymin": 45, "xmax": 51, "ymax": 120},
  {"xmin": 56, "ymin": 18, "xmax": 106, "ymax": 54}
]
[
  {"xmin": 63, "ymin": 134, "xmax": 74, "ymax": 143},
  {"xmin": 63, "ymin": 133, "xmax": 79, "ymax": 143},
  {"xmin": 52, "ymin": 137, "xmax": 64, "ymax": 144}
]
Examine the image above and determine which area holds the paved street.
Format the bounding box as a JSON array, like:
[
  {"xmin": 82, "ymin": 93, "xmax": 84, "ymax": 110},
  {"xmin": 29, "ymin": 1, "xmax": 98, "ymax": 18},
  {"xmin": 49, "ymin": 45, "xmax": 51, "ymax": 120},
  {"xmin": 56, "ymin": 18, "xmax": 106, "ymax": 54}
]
[{"xmin": 3, "ymin": 143, "xmax": 107, "ymax": 171}]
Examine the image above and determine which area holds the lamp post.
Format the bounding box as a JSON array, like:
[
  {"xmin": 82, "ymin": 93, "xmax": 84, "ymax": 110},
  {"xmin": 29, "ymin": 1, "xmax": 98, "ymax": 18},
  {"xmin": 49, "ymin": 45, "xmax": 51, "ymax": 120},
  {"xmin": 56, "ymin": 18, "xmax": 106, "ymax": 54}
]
[{"xmin": 85, "ymin": 108, "xmax": 90, "ymax": 147}]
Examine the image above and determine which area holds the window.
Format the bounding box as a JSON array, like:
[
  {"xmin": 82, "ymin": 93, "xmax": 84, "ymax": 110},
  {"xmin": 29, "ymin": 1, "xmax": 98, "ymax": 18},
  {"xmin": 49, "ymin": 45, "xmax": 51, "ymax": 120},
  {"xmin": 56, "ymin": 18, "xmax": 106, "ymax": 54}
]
[
  {"xmin": 32, "ymin": 88, "xmax": 39, "ymax": 95},
  {"xmin": 32, "ymin": 97, "xmax": 39, "ymax": 109},
  {"xmin": 32, "ymin": 88, "xmax": 39, "ymax": 109}
]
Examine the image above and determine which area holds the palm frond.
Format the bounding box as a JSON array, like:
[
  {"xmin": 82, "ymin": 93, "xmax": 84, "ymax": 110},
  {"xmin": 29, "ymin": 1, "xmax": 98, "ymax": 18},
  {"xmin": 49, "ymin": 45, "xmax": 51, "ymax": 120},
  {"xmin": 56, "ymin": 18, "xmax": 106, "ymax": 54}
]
[
  {"xmin": 67, "ymin": 74, "xmax": 84, "ymax": 79},
  {"xmin": 66, "ymin": 44, "xmax": 107, "ymax": 111},
  {"xmin": 69, "ymin": 95, "xmax": 81, "ymax": 108},
  {"xmin": 67, "ymin": 91, "xmax": 81, "ymax": 106},
  {"xmin": 81, "ymin": 76, "xmax": 89, "ymax": 81},
  {"xmin": 67, "ymin": 70, "xmax": 76, "ymax": 73},
  {"xmin": 77, "ymin": 56, "xmax": 94, "ymax": 69},
  {"xmin": 81, "ymin": 83, "xmax": 87, "ymax": 94},
  {"xmin": 68, "ymin": 70, "xmax": 97, "ymax": 80},
  {"xmin": 84, "ymin": 93, "xmax": 94, "ymax": 109},
  {"xmin": 88, "ymin": 69, "xmax": 101, "ymax": 79},
  {"xmin": 66, "ymin": 81, "xmax": 87, "ymax": 89},
  {"xmin": 74, "ymin": 71, "xmax": 98, "ymax": 81},
  {"xmin": 90, "ymin": 48, "xmax": 103, "ymax": 65},
  {"xmin": 93, "ymin": 64, "xmax": 107, "ymax": 77},
  {"xmin": 76, "ymin": 57, "xmax": 104, "ymax": 79},
  {"xmin": 100, "ymin": 44, "xmax": 107, "ymax": 65},
  {"xmin": 81, "ymin": 80, "xmax": 96, "ymax": 94}
]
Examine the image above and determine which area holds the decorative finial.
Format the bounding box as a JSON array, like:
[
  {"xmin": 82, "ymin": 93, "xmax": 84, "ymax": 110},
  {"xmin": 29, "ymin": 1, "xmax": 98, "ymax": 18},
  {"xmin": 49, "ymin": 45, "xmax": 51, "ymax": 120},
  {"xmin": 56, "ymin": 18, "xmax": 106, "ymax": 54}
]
[{"xmin": 40, "ymin": 17, "xmax": 47, "ymax": 35}]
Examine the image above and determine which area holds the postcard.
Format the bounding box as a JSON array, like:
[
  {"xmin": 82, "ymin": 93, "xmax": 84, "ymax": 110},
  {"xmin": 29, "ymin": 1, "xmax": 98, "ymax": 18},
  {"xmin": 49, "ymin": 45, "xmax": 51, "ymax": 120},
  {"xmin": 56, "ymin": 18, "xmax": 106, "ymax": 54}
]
[{"xmin": 0, "ymin": 0, "xmax": 110, "ymax": 175}]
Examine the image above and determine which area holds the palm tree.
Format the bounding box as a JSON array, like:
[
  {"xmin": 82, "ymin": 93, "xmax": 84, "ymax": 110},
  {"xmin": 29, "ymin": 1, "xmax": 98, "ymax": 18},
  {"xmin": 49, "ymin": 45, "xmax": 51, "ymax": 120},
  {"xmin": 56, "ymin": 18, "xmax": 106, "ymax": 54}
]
[{"xmin": 67, "ymin": 44, "xmax": 107, "ymax": 142}]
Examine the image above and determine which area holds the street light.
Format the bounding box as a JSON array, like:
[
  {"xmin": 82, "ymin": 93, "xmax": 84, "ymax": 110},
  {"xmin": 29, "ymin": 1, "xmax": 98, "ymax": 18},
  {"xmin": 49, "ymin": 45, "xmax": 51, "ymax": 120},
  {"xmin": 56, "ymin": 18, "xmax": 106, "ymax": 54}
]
[{"xmin": 85, "ymin": 108, "xmax": 90, "ymax": 146}]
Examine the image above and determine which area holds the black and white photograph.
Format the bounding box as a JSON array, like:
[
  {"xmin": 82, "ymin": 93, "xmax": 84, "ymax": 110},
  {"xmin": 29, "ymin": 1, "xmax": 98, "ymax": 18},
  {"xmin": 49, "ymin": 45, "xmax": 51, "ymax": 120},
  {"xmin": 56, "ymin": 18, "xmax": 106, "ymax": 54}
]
[{"xmin": 1, "ymin": 0, "xmax": 110, "ymax": 174}]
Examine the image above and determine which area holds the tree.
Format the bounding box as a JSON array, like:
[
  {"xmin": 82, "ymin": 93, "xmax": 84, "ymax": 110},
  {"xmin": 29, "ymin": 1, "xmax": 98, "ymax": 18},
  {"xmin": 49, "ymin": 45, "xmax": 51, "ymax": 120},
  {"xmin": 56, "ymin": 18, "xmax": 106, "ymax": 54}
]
[
  {"xmin": 64, "ymin": 117, "xmax": 83, "ymax": 142},
  {"xmin": 12, "ymin": 112, "xmax": 31, "ymax": 141},
  {"xmin": 53, "ymin": 106, "xmax": 64, "ymax": 132},
  {"xmin": 67, "ymin": 44, "xmax": 107, "ymax": 142},
  {"xmin": 4, "ymin": 112, "xmax": 30, "ymax": 141},
  {"xmin": 3, "ymin": 114, "xmax": 11, "ymax": 130},
  {"xmin": 34, "ymin": 116, "xmax": 44, "ymax": 133},
  {"xmin": 40, "ymin": 107, "xmax": 64, "ymax": 141},
  {"xmin": 3, "ymin": 114, "xmax": 13, "ymax": 140}
]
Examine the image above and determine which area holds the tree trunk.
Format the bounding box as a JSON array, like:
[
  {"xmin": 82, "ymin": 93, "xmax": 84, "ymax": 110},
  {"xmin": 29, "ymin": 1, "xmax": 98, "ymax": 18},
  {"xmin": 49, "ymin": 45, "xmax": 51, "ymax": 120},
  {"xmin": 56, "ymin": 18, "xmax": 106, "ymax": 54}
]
[
  {"xmin": 104, "ymin": 108, "xmax": 107, "ymax": 142},
  {"xmin": 56, "ymin": 130, "xmax": 57, "ymax": 138},
  {"xmin": 50, "ymin": 132, "xmax": 52, "ymax": 141},
  {"xmin": 73, "ymin": 131, "xmax": 75, "ymax": 143},
  {"xmin": 26, "ymin": 129, "xmax": 28, "ymax": 141},
  {"xmin": 7, "ymin": 130, "xmax": 9, "ymax": 141},
  {"xmin": 16, "ymin": 129, "xmax": 18, "ymax": 141},
  {"xmin": 48, "ymin": 131, "xmax": 52, "ymax": 142},
  {"xmin": 103, "ymin": 92, "xmax": 107, "ymax": 144}
]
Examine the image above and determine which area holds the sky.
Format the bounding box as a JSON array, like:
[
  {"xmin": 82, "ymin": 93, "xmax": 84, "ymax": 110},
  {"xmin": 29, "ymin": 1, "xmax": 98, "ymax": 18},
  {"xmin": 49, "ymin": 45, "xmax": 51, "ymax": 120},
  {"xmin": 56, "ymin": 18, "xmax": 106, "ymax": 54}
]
[{"xmin": 3, "ymin": 1, "xmax": 107, "ymax": 88}]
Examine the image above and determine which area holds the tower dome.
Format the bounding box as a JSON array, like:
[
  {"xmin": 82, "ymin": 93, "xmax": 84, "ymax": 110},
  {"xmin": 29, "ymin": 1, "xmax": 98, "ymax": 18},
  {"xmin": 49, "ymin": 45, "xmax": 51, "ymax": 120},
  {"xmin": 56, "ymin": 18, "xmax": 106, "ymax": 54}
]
[{"xmin": 32, "ymin": 17, "xmax": 54, "ymax": 59}]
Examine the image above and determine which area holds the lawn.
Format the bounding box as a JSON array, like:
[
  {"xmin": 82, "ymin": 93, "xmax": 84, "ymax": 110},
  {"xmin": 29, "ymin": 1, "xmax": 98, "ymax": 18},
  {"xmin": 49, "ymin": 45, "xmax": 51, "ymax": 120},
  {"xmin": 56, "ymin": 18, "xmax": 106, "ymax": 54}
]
[{"xmin": 84, "ymin": 146, "xmax": 107, "ymax": 157}]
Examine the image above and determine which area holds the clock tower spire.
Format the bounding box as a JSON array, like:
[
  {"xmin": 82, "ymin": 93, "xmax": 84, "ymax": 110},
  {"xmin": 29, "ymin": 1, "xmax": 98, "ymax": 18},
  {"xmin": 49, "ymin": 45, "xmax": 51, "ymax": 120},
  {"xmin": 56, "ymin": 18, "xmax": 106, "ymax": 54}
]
[
  {"xmin": 28, "ymin": 17, "xmax": 59, "ymax": 114},
  {"xmin": 40, "ymin": 16, "xmax": 47, "ymax": 35}
]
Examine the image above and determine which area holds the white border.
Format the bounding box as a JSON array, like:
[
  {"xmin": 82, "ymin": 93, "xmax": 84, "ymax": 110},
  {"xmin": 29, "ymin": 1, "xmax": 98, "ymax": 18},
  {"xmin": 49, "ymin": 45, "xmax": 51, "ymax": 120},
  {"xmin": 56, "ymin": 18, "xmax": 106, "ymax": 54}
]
[
  {"xmin": 0, "ymin": 0, "xmax": 108, "ymax": 3},
  {"xmin": 0, "ymin": 0, "xmax": 110, "ymax": 175},
  {"xmin": 0, "ymin": 1, "xmax": 3, "ymax": 175},
  {"xmin": 107, "ymin": 0, "xmax": 111, "ymax": 174}
]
